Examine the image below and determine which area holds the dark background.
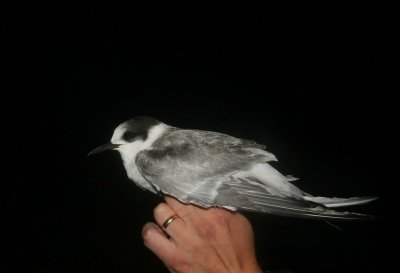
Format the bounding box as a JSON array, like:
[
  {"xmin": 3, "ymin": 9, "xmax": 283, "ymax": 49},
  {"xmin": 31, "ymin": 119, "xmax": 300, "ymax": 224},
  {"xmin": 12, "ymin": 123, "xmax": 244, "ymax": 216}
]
[{"xmin": 4, "ymin": 1, "xmax": 397, "ymax": 273}]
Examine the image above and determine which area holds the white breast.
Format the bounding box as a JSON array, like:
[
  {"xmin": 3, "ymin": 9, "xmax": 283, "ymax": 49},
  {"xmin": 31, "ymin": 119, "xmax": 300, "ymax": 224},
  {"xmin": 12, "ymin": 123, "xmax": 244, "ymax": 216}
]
[{"xmin": 115, "ymin": 123, "xmax": 169, "ymax": 193}]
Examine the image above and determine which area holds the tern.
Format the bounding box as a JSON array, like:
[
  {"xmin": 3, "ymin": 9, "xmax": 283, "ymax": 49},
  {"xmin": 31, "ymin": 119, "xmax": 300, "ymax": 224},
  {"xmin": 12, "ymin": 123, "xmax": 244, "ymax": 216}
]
[{"xmin": 89, "ymin": 116, "xmax": 377, "ymax": 220}]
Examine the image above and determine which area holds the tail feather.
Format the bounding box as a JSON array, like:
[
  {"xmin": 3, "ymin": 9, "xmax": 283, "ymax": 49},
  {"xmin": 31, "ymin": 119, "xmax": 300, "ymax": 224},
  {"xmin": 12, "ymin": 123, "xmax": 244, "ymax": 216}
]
[
  {"xmin": 304, "ymin": 196, "xmax": 378, "ymax": 208},
  {"xmin": 215, "ymin": 180, "xmax": 377, "ymax": 221},
  {"xmin": 239, "ymin": 197, "xmax": 376, "ymax": 221}
]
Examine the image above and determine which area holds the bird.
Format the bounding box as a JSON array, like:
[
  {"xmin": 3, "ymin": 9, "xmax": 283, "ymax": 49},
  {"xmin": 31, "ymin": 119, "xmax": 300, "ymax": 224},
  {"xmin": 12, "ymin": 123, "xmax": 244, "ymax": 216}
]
[{"xmin": 89, "ymin": 116, "xmax": 377, "ymax": 221}]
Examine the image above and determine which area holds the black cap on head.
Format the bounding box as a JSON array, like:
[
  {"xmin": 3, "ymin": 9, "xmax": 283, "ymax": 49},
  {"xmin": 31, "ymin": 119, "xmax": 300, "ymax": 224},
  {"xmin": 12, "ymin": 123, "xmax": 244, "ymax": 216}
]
[{"xmin": 121, "ymin": 116, "xmax": 161, "ymax": 142}]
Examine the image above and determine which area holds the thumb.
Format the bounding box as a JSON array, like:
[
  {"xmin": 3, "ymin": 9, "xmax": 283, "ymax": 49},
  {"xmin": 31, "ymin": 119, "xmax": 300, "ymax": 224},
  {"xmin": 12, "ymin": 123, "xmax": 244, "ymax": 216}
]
[{"xmin": 142, "ymin": 222, "xmax": 176, "ymax": 261}]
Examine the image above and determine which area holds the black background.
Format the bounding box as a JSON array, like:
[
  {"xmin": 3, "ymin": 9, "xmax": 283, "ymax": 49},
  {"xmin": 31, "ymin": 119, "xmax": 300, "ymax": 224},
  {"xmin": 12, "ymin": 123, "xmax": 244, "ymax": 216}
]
[{"xmin": 4, "ymin": 1, "xmax": 397, "ymax": 273}]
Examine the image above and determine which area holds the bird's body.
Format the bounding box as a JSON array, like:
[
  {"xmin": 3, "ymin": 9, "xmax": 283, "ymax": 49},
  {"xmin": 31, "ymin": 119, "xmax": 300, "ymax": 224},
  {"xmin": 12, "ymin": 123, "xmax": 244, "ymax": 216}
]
[{"xmin": 89, "ymin": 116, "xmax": 377, "ymax": 221}]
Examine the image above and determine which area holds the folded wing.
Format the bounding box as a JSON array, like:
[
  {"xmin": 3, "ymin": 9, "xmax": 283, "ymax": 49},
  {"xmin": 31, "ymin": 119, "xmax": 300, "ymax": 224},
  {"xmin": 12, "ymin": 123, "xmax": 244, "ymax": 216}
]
[{"xmin": 136, "ymin": 129, "xmax": 376, "ymax": 220}]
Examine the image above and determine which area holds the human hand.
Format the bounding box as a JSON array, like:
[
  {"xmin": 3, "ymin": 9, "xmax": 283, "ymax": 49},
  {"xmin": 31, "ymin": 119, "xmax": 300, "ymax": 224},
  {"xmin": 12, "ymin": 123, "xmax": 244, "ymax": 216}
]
[{"xmin": 142, "ymin": 196, "xmax": 263, "ymax": 273}]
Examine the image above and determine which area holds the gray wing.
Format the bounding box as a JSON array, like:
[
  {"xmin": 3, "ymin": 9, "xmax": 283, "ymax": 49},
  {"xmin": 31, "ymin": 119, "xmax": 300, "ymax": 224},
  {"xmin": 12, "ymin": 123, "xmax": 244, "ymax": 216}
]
[
  {"xmin": 136, "ymin": 129, "xmax": 374, "ymax": 220},
  {"xmin": 136, "ymin": 128, "xmax": 277, "ymax": 200},
  {"xmin": 214, "ymin": 179, "xmax": 375, "ymax": 220}
]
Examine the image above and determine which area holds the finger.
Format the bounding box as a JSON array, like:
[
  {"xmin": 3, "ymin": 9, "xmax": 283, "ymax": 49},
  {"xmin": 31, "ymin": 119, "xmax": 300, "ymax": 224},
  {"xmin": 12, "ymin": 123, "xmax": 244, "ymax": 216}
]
[
  {"xmin": 153, "ymin": 202, "xmax": 185, "ymax": 236},
  {"xmin": 142, "ymin": 222, "xmax": 175, "ymax": 261},
  {"xmin": 164, "ymin": 195, "xmax": 194, "ymax": 218}
]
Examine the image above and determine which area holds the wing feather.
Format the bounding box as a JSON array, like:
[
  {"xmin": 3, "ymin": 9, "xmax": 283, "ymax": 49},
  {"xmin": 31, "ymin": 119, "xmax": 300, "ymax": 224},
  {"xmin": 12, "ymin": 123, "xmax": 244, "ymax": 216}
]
[
  {"xmin": 135, "ymin": 128, "xmax": 374, "ymax": 220},
  {"xmin": 214, "ymin": 178, "xmax": 374, "ymax": 220},
  {"xmin": 136, "ymin": 128, "xmax": 275, "ymax": 203}
]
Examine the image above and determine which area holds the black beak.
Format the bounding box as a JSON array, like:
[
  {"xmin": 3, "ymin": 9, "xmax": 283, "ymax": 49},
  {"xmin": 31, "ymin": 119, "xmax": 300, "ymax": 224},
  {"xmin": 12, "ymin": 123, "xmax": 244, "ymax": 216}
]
[{"xmin": 88, "ymin": 143, "xmax": 121, "ymax": 156}]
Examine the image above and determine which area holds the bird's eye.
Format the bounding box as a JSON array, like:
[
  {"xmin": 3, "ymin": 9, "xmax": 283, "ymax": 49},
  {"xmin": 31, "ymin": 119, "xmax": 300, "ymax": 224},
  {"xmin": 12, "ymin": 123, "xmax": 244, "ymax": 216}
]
[{"xmin": 123, "ymin": 131, "xmax": 137, "ymax": 142}]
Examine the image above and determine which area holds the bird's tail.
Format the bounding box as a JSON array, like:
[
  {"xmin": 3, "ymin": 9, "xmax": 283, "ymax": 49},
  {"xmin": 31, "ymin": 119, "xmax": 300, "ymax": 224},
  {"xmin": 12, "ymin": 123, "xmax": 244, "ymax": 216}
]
[
  {"xmin": 225, "ymin": 164, "xmax": 378, "ymax": 221},
  {"xmin": 239, "ymin": 199, "xmax": 377, "ymax": 221},
  {"xmin": 303, "ymin": 196, "xmax": 378, "ymax": 208}
]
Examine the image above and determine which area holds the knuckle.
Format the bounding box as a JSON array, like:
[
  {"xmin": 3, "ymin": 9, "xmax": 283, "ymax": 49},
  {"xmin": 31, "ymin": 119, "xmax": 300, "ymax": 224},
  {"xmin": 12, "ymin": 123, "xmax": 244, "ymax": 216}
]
[
  {"xmin": 196, "ymin": 222, "xmax": 216, "ymax": 239},
  {"xmin": 215, "ymin": 213, "xmax": 230, "ymax": 226},
  {"xmin": 210, "ymin": 208, "xmax": 230, "ymax": 226}
]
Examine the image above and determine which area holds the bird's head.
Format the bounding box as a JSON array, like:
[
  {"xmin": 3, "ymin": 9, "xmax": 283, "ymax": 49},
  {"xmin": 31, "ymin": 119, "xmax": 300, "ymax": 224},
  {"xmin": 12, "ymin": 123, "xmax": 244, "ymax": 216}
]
[{"xmin": 88, "ymin": 116, "xmax": 165, "ymax": 160}]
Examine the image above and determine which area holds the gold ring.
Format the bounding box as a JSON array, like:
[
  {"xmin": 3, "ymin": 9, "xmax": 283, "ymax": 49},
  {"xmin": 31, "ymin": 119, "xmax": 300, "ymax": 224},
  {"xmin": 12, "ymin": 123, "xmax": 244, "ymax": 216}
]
[{"xmin": 162, "ymin": 214, "xmax": 178, "ymax": 229}]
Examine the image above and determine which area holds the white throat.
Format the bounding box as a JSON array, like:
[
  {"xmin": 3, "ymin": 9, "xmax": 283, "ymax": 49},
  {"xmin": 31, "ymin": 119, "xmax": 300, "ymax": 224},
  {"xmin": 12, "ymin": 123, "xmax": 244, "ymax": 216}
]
[{"xmin": 114, "ymin": 123, "xmax": 168, "ymax": 193}]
